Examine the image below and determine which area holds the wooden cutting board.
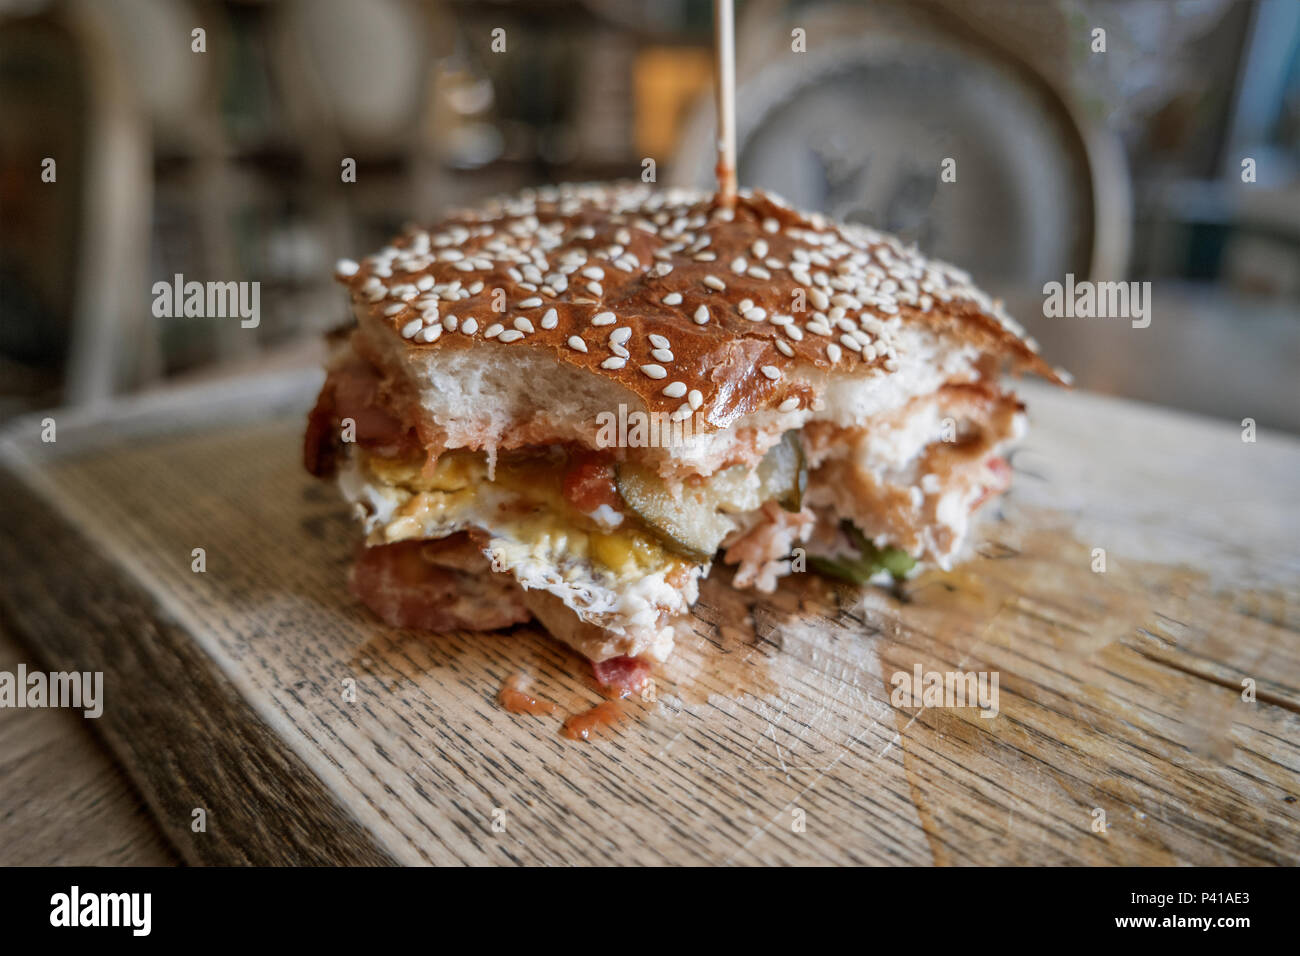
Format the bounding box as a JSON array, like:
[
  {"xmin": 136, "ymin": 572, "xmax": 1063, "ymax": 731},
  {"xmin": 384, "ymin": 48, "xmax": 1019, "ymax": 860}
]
[{"xmin": 0, "ymin": 370, "xmax": 1296, "ymax": 865}]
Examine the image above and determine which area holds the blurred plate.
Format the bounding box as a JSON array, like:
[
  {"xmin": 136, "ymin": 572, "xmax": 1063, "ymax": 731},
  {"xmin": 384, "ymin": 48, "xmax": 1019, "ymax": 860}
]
[{"xmin": 672, "ymin": 21, "xmax": 1127, "ymax": 298}]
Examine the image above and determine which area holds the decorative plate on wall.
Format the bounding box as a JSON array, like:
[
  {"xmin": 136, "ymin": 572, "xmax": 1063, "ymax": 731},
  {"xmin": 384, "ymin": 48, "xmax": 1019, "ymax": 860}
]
[{"xmin": 671, "ymin": 12, "xmax": 1129, "ymax": 305}]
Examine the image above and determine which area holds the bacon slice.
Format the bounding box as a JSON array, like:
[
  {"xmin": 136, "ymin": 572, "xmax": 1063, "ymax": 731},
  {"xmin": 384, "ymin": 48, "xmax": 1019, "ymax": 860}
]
[
  {"xmin": 592, "ymin": 655, "xmax": 651, "ymax": 697},
  {"xmin": 349, "ymin": 539, "xmax": 531, "ymax": 632},
  {"xmin": 304, "ymin": 356, "xmax": 420, "ymax": 477}
]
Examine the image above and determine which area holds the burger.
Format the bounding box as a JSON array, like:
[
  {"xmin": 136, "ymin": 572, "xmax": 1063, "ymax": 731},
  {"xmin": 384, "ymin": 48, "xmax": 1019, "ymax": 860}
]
[{"xmin": 305, "ymin": 183, "xmax": 1064, "ymax": 679}]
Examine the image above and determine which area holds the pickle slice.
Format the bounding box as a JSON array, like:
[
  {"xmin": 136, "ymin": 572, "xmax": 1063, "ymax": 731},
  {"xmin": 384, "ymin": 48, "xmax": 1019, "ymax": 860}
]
[
  {"xmin": 757, "ymin": 431, "xmax": 807, "ymax": 512},
  {"xmin": 613, "ymin": 432, "xmax": 811, "ymax": 561},
  {"xmin": 614, "ymin": 463, "xmax": 735, "ymax": 561}
]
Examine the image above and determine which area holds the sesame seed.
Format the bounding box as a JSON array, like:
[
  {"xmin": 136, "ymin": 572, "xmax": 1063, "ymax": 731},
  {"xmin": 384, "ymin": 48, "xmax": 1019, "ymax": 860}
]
[
  {"xmin": 418, "ymin": 325, "xmax": 441, "ymax": 343},
  {"xmin": 400, "ymin": 318, "xmax": 422, "ymax": 339},
  {"xmin": 671, "ymin": 403, "xmax": 693, "ymax": 422},
  {"xmin": 591, "ymin": 311, "xmax": 616, "ymax": 326},
  {"xmin": 485, "ymin": 323, "xmax": 504, "ymax": 339},
  {"xmin": 739, "ymin": 298, "xmax": 754, "ymax": 312},
  {"xmin": 336, "ymin": 183, "xmax": 1013, "ymax": 414},
  {"xmin": 640, "ymin": 364, "xmax": 667, "ymax": 379},
  {"xmin": 498, "ymin": 329, "xmax": 525, "ymax": 343},
  {"xmin": 610, "ymin": 327, "xmax": 632, "ymax": 345},
  {"xmin": 513, "ymin": 317, "xmax": 534, "ymax": 333},
  {"xmin": 687, "ymin": 389, "xmax": 703, "ymax": 410},
  {"xmin": 778, "ymin": 397, "xmax": 800, "ymax": 413},
  {"xmin": 760, "ymin": 365, "xmax": 781, "ymax": 380},
  {"xmin": 568, "ymin": 336, "xmax": 588, "ymax": 352},
  {"xmin": 662, "ymin": 381, "xmax": 687, "ymax": 398},
  {"xmin": 601, "ymin": 356, "xmax": 627, "ymax": 370}
]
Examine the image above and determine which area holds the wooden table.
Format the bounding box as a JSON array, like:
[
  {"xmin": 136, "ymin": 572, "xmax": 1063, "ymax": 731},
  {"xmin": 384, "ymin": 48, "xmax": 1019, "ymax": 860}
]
[
  {"xmin": 0, "ymin": 369, "xmax": 1296, "ymax": 865},
  {"xmin": 0, "ymin": 618, "xmax": 177, "ymax": 865}
]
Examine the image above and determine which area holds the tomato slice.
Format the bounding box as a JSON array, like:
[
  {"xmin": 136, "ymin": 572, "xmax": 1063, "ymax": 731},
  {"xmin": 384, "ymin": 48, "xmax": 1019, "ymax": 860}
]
[{"xmin": 562, "ymin": 451, "xmax": 622, "ymax": 515}]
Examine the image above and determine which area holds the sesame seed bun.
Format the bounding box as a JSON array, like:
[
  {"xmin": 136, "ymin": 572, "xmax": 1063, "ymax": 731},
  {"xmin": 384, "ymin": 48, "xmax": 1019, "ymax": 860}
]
[{"xmin": 332, "ymin": 182, "xmax": 1064, "ymax": 474}]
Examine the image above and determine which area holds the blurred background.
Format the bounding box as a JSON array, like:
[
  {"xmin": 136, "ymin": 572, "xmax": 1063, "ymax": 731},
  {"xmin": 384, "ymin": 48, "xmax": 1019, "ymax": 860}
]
[{"xmin": 1, "ymin": 0, "xmax": 1297, "ymax": 429}]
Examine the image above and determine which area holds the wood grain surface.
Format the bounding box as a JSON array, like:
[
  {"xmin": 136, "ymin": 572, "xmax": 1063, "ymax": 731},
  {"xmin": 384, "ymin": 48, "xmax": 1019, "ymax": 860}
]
[
  {"xmin": 0, "ymin": 619, "xmax": 177, "ymax": 866},
  {"xmin": 0, "ymin": 370, "xmax": 1296, "ymax": 865}
]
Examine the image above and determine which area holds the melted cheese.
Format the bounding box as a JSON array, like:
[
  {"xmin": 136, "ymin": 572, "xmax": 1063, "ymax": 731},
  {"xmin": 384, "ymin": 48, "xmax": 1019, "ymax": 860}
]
[{"xmin": 356, "ymin": 449, "xmax": 679, "ymax": 583}]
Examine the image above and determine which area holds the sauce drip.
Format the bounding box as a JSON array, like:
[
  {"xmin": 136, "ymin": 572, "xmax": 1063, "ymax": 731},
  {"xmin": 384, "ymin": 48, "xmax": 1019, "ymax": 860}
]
[
  {"xmin": 562, "ymin": 701, "xmax": 624, "ymax": 740},
  {"xmin": 498, "ymin": 674, "xmax": 555, "ymax": 715}
]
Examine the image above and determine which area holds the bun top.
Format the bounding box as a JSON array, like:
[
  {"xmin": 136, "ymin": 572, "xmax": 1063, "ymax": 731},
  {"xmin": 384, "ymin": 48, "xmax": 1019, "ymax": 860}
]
[{"xmin": 334, "ymin": 183, "xmax": 1064, "ymax": 431}]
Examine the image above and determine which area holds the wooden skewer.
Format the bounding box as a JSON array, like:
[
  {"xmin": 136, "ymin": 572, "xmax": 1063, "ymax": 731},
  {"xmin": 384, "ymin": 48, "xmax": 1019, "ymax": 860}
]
[{"xmin": 713, "ymin": 0, "xmax": 737, "ymax": 207}]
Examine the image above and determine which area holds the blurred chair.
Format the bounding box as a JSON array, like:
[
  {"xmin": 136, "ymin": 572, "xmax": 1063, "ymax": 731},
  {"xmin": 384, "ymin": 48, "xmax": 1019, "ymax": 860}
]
[{"xmin": 0, "ymin": 0, "xmax": 153, "ymax": 408}]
